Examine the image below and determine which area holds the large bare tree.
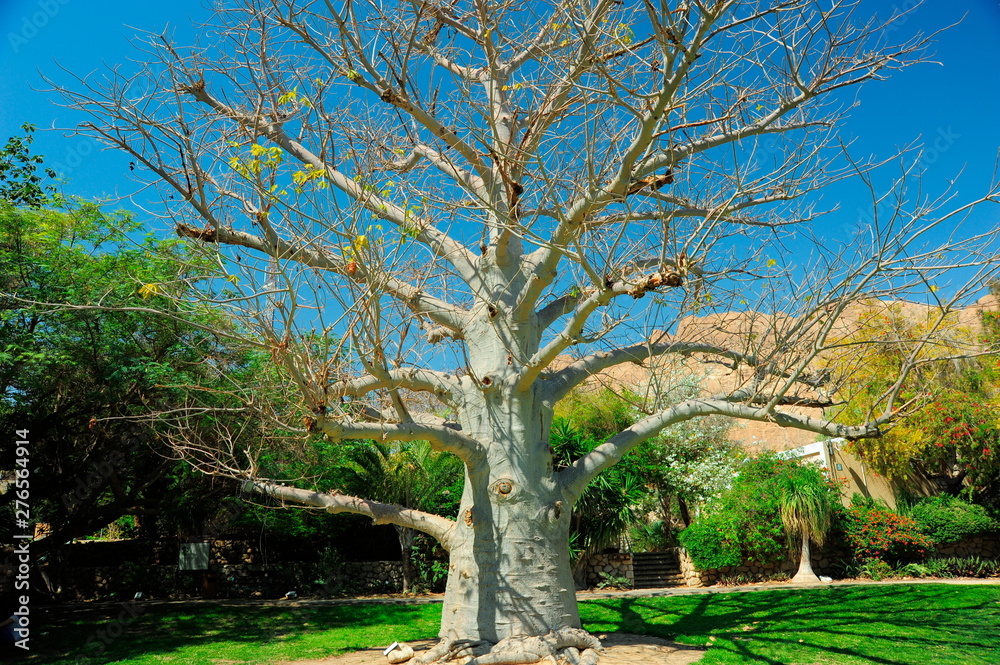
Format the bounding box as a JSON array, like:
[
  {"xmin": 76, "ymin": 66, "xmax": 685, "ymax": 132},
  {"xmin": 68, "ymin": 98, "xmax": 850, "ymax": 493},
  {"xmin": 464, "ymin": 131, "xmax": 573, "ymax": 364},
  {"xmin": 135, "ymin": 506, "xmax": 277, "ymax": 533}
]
[{"xmin": 55, "ymin": 0, "xmax": 1000, "ymax": 662}]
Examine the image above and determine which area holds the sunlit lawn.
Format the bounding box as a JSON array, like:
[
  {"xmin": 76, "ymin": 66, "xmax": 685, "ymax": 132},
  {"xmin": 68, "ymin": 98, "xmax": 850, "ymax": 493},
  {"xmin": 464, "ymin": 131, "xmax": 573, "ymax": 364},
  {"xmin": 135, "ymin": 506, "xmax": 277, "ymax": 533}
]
[
  {"xmin": 25, "ymin": 583, "xmax": 1000, "ymax": 664},
  {"xmin": 580, "ymin": 583, "xmax": 1000, "ymax": 664}
]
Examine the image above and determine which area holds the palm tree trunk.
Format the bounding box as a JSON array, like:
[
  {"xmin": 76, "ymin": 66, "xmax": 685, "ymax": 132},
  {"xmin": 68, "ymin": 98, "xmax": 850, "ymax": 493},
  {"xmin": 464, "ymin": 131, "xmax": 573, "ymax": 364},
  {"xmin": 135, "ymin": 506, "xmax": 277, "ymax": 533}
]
[
  {"xmin": 395, "ymin": 525, "xmax": 416, "ymax": 594},
  {"xmin": 791, "ymin": 535, "xmax": 820, "ymax": 583}
]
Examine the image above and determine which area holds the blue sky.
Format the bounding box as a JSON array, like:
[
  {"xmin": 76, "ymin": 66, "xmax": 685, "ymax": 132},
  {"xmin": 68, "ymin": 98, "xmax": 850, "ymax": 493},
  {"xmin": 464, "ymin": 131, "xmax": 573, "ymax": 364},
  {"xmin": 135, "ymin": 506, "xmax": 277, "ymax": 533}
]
[{"xmin": 1, "ymin": 0, "xmax": 998, "ymax": 240}]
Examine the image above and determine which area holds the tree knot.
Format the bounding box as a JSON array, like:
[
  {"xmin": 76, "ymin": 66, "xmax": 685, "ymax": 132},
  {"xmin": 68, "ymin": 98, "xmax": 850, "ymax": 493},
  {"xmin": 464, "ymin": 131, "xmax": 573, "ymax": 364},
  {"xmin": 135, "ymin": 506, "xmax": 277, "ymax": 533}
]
[{"xmin": 176, "ymin": 223, "xmax": 217, "ymax": 243}]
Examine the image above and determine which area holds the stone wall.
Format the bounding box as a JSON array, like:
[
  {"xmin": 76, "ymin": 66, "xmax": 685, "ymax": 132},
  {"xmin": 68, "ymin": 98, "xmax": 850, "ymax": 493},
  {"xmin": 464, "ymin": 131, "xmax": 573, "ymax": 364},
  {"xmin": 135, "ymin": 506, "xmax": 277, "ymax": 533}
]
[
  {"xmin": 46, "ymin": 559, "xmax": 405, "ymax": 601},
  {"xmin": 677, "ymin": 546, "xmax": 843, "ymax": 587},
  {"xmin": 931, "ymin": 535, "xmax": 1000, "ymax": 559},
  {"xmin": 582, "ymin": 553, "xmax": 633, "ymax": 588},
  {"xmin": 35, "ymin": 537, "xmax": 406, "ymax": 599}
]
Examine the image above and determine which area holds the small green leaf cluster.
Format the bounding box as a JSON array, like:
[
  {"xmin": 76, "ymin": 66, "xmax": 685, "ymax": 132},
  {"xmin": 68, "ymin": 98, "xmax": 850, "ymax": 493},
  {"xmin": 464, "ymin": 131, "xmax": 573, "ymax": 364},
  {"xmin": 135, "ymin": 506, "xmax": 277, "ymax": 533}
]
[{"xmin": 0, "ymin": 123, "xmax": 56, "ymax": 207}]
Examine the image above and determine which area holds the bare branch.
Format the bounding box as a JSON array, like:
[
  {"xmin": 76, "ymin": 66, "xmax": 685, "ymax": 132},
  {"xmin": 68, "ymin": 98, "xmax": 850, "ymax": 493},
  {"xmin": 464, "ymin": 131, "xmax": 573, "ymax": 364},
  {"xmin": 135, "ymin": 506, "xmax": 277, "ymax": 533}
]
[
  {"xmin": 329, "ymin": 368, "xmax": 463, "ymax": 403},
  {"xmin": 247, "ymin": 481, "xmax": 455, "ymax": 548},
  {"xmin": 315, "ymin": 419, "xmax": 483, "ymax": 463}
]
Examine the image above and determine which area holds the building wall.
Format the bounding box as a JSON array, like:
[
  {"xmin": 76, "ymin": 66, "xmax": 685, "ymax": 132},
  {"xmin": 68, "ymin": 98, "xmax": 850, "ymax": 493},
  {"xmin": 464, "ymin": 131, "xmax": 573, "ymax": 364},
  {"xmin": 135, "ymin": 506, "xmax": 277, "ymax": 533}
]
[{"xmin": 783, "ymin": 439, "xmax": 900, "ymax": 508}]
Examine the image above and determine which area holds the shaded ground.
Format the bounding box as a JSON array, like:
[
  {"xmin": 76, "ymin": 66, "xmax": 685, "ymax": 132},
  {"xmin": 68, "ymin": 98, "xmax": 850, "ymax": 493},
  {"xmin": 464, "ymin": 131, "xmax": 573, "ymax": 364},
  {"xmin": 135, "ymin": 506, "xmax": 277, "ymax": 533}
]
[
  {"xmin": 24, "ymin": 579, "xmax": 1000, "ymax": 664},
  {"xmin": 276, "ymin": 633, "xmax": 707, "ymax": 665}
]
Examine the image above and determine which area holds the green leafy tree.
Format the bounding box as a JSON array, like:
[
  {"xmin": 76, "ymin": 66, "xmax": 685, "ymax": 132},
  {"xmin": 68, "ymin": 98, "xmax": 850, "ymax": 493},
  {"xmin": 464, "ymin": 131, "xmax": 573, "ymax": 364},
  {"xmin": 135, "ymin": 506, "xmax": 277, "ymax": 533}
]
[
  {"xmin": 335, "ymin": 440, "xmax": 463, "ymax": 592},
  {"xmin": 0, "ymin": 179, "xmax": 272, "ymax": 556},
  {"xmin": 824, "ymin": 303, "xmax": 1000, "ymax": 507},
  {"xmin": 0, "ymin": 124, "xmax": 55, "ymax": 207}
]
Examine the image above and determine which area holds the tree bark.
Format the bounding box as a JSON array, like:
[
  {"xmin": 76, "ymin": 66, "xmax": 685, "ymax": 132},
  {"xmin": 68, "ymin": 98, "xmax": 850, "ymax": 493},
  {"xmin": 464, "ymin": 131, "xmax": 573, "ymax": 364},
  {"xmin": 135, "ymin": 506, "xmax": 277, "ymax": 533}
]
[
  {"xmin": 395, "ymin": 525, "xmax": 417, "ymax": 594},
  {"xmin": 677, "ymin": 496, "xmax": 692, "ymax": 529},
  {"xmin": 438, "ymin": 478, "xmax": 579, "ymax": 643},
  {"xmin": 791, "ymin": 535, "xmax": 820, "ymax": 583}
]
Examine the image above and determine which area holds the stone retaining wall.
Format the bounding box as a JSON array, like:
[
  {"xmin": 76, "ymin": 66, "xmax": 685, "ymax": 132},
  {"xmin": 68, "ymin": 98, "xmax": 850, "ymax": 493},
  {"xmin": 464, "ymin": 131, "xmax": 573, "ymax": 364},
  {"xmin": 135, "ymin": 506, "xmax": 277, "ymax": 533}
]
[
  {"xmin": 677, "ymin": 546, "xmax": 843, "ymax": 587},
  {"xmin": 582, "ymin": 553, "xmax": 633, "ymax": 587},
  {"xmin": 45, "ymin": 559, "xmax": 405, "ymax": 601},
  {"xmin": 932, "ymin": 535, "xmax": 1000, "ymax": 559}
]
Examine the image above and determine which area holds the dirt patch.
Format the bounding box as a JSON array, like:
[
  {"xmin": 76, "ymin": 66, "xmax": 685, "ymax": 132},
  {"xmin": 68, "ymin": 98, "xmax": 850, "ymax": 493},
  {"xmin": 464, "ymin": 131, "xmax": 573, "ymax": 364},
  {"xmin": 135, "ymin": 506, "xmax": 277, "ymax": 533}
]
[{"xmin": 278, "ymin": 633, "xmax": 707, "ymax": 665}]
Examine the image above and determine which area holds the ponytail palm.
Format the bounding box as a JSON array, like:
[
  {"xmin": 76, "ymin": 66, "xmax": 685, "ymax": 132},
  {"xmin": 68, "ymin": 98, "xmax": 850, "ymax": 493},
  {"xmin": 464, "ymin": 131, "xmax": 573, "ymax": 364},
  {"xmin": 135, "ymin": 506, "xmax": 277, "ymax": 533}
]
[{"xmin": 779, "ymin": 468, "xmax": 837, "ymax": 583}]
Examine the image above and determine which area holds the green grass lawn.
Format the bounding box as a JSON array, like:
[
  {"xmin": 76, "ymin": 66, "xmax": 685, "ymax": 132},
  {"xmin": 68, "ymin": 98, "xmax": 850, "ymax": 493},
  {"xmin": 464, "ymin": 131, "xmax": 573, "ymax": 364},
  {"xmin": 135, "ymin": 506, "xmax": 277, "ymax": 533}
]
[
  {"xmin": 23, "ymin": 584, "xmax": 1000, "ymax": 664},
  {"xmin": 579, "ymin": 584, "xmax": 1000, "ymax": 664}
]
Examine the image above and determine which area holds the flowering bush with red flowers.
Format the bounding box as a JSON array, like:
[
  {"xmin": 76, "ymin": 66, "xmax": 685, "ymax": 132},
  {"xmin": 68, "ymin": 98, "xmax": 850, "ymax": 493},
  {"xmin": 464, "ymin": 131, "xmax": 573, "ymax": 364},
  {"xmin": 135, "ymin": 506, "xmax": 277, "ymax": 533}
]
[
  {"xmin": 840, "ymin": 497, "xmax": 931, "ymax": 564},
  {"xmin": 910, "ymin": 390, "xmax": 1000, "ymax": 505}
]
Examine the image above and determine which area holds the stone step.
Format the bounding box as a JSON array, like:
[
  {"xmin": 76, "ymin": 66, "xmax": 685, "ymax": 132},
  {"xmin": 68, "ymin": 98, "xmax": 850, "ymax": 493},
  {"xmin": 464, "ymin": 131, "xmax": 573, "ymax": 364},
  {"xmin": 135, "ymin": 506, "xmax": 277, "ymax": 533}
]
[
  {"xmin": 634, "ymin": 573, "xmax": 681, "ymax": 581},
  {"xmin": 634, "ymin": 564, "xmax": 681, "ymax": 572}
]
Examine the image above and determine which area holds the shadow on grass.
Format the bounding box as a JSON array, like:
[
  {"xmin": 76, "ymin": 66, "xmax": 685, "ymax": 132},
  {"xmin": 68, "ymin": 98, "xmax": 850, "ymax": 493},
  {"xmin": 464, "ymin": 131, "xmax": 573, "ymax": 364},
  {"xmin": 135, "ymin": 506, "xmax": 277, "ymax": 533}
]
[
  {"xmin": 25, "ymin": 601, "xmax": 442, "ymax": 665},
  {"xmin": 22, "ymin": 584, "xmax": 1000, "ymax": 665},
  {"xmin": 579, "ymin": 583, "xmax": 1000, "ymax": 665}
]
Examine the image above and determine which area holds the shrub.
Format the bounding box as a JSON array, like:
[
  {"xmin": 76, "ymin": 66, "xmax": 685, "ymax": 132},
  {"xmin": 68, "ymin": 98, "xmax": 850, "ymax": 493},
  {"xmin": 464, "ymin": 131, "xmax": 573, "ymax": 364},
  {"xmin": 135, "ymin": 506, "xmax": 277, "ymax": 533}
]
[
  {"xmin": 411, "ymin": 533, "xmax": 450, "ymax": 593},
  {"xmin": 907, "ymin": 495, "xmax": 999, "ymax": 545},
  {"xmin": 679, "ymin": 513, "xmax": 744, "ymax": 569},
  {"xmin": 933, "ymin": 555, "xmax": 1000, "ymax": 578},
  {"xmin": 679, "ymin": 455, "xmax": 837, "ymax": 570},
  {"xmin": 630, "ymin": 520, "xmax": 674, "ymax": 552},
  {"xmin": 857, "ymin": 557, "xmax": 894, "ymax": 581},
  {"xmin": 840, "ymin": 497, "xmax": 931, "ymax": 564},
  {"xmin": 595, "ymin": 572, "xmax": 633, "ymax": 590}
]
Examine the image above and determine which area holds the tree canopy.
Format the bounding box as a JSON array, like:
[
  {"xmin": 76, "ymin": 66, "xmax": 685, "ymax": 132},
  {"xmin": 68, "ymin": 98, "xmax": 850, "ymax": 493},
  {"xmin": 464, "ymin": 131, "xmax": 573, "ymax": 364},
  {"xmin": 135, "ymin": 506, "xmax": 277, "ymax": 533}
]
[{"xmin": 49, "ymin": 0, "xmax": 1000, "ymax": 661}]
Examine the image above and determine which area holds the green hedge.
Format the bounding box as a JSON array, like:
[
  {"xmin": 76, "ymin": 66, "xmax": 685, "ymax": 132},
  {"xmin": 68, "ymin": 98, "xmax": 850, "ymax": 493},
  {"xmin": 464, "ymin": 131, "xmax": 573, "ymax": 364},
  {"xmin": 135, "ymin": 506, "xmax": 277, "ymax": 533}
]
[{"xmin": 907, "ymin": 495, "xmax": 999, "ymax": 545}]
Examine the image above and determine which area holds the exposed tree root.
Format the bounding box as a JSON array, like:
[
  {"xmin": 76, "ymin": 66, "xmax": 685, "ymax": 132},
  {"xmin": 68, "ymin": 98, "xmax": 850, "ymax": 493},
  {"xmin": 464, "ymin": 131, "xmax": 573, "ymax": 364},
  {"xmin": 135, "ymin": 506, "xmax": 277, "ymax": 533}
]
[
  {"xmin": 412, "ymin": 638, "xmax": 488, "ymax": 664},
  {"xmin": 411, "ymin": 629, "xmax": 602, "ymax": 665}
]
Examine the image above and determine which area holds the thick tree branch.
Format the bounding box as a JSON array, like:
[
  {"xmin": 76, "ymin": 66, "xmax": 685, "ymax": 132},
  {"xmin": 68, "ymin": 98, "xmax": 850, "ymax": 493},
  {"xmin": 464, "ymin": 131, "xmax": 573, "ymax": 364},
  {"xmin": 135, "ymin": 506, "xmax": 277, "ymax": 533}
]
[
  {"xmin": 316, "ymin": 419, "xmax": 482, "ymax": 463},
  {"xmin": 388, "ymin": 143, "xmax": 486, "ymax": 197},
  {"xmin": 518, "ymin": 283, "xmax": 630, "ymax": 390},
  {"xmin": 559, "ymin": 398, "xmax": 888, "ymax": 498},
  {"xmin": 246, "ymin": 481, "xmax": 455, "ymax": 549},
  {"xmin": 329, "ymin": 368, "xmax": 462, "ymax": 404},
  {"xmin": 544, "ymin": 340, "xmax": 762, "ymax": 403}
]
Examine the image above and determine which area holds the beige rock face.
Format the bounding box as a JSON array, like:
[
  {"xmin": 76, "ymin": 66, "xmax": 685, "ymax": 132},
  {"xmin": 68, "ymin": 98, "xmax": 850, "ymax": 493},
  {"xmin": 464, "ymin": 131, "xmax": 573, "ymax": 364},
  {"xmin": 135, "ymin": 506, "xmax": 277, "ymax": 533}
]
[{"xmin": 556, "ymin": 297, "xmax": 996, "ymax": 452}]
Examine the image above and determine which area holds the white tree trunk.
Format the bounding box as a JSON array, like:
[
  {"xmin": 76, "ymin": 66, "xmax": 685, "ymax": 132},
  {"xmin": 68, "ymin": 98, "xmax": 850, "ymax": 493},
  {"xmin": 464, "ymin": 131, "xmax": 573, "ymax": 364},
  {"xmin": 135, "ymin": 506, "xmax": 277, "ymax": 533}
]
[
  {"xmin": 439, "ymin": 475, "xmax": 579, "ymax": 642},
  {"xmin": 433, "ymin": 307, "xmax": 583, "ymax": 646},
  {"xmin": 791, "ymin": 535, "xmax": 819, "ymax": 583}
]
